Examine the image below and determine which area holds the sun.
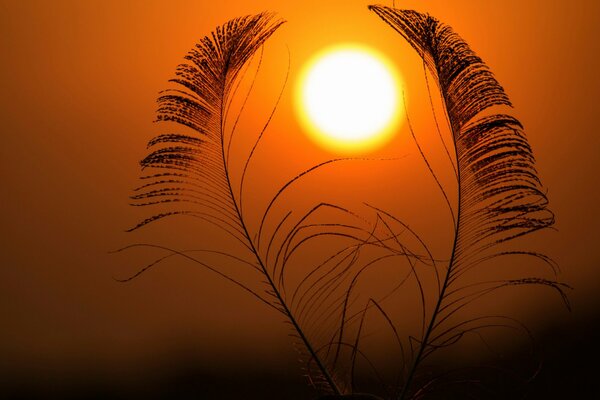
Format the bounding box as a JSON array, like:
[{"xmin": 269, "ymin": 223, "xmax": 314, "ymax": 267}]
[{"xmin": 296, "ymin": 44, "xmax": 403, "ymax": 153}]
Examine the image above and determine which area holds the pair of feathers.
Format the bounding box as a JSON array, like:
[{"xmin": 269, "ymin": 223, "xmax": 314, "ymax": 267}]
[{"xmin": 128, "ymin": 5, "xmax": 568, "ymax": 399}]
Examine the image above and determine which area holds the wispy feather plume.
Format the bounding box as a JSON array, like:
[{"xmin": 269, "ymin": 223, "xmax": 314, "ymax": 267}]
[
  {"xmin": 368, "ymin": 5, "xmax": 569, "ymax": 399},
  {"xmin": 127, "ymin": 13, "xmax": 401, "ymax": 397}
]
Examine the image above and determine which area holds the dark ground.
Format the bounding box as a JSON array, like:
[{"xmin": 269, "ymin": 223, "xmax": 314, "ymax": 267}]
[{"xmin": 1, "ymin": 313, "xmax": 598, "ymax": 400}]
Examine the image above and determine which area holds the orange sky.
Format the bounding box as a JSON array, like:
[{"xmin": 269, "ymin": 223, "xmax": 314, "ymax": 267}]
[{"xmin": 1, "ymin": 0, "xmax": 600, "ymax": 393}]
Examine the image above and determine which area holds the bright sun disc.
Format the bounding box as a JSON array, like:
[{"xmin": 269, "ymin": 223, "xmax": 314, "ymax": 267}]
[{"xmin": 296, "ymin": 44, "xmax": 403, "ymax": 152}]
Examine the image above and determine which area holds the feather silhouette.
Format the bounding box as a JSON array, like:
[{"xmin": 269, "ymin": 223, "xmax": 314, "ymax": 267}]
[
  {"xmin": 364, "ymin": 5, "xmax": 570, "ymax": 399},
  {"xmin": 126, "ymin": 12, "xmax": 410, "ymax": 397},
  {"xmin": 127, "ymin": 11, "xmax": 350, "ymax": 391}
]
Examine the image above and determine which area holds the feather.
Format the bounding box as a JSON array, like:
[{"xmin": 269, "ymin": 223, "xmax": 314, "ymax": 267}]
[
  {"xmin": 127, "ymin": 12, "xmax": 395, "ymax": 397},
  {"xmin": 368, "ymin": 5, "xmax": 569, "ymax": 399}
]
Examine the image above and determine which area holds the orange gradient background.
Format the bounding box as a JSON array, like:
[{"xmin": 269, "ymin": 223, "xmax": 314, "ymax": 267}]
[{"xmin": 1, "ymin": 0, "xmax": 599, "ymax": 398}]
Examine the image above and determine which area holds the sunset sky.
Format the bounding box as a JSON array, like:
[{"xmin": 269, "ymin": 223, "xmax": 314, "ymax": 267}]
[{"xmin": 1, "ymin": 0, "xmax": 599, "ymax": 398}]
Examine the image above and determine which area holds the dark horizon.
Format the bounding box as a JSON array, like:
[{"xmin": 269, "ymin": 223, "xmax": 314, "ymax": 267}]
[{"xmin": 2, "ymin": 310, "xmax": 598, "ymax": 398}]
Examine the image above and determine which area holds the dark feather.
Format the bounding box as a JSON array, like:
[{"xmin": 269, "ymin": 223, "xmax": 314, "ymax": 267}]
[
  {"xmin": 127, "ymin": 12, "xmax": 384, "ymax": 396},
  {"xmin": 369, "ymin": 5, "xmax": 569, "ymax": 399}
]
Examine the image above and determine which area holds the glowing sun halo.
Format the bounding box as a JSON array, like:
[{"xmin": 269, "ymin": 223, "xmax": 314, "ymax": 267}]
[{"xmin": 296, "ymin": 44, "xmax": 403, "ymax": 152}]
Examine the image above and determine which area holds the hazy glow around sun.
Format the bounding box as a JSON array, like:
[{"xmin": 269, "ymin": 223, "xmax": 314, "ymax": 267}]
[{"xmin": 296, "ymin": 44, "xmax": 403, "ymax": 152}]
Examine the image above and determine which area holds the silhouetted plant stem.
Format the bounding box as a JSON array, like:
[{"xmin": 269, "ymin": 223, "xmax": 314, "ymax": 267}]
[
  {"xmin": 219, "ymin": 99, "xmax": 342, "ymax": 396},
  {"xmin": 400, "ymin": 212, "xmax": 461, "ymax": 400},
  {"xmin": 399, "ymin": 89, "xmax": 461, "ymax": 399}
]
